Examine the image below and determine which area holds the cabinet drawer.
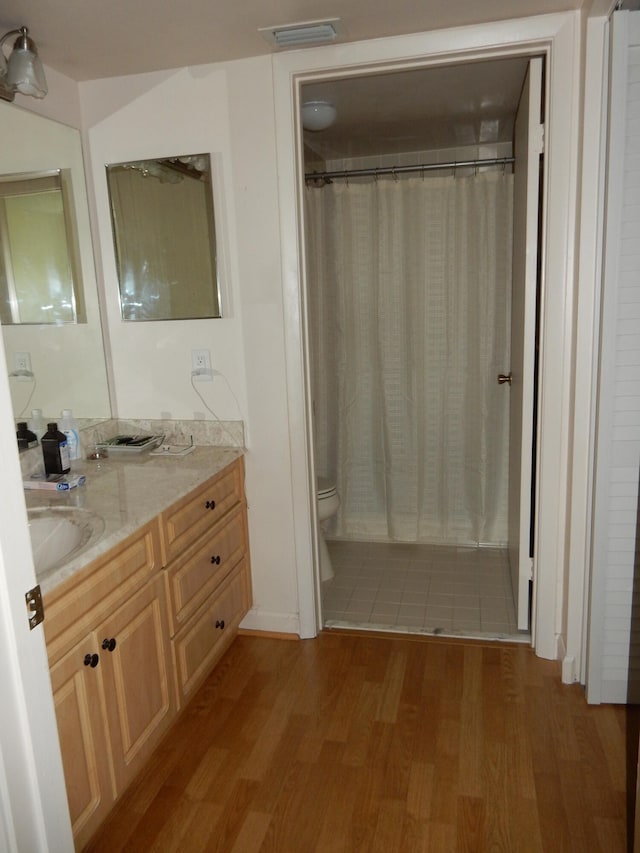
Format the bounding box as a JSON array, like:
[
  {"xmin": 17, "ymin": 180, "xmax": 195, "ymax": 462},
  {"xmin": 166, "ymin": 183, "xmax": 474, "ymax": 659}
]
[
  {"xmin": 165, "ymin": 505, "xmax": 246, "ymax": 635},
  {"xmin": 45, "ymin": 520, "xmax": 162, "ymax": 664},
  {"xmin": 160, "ymin": 458, "xmax": 244, "ymax": 565},
  {"xmin": 172, "ymin": 560, "xmax": 249, "ymax": 704}
]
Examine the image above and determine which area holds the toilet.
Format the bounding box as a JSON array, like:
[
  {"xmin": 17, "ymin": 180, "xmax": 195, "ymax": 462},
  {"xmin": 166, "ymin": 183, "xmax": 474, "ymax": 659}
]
[{"xmin": 316, "ymin": 477, "xmax": 340, "ymax": 582}]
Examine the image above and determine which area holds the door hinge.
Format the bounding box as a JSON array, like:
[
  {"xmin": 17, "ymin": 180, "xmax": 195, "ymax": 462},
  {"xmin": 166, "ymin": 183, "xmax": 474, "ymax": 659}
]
[
  {"xmin": 535, "ymin": 123, "xmax": 545, "ymax": 156},
  {"xmin": 528, "ymin": 557, "xmax": 534, "ymax": 581},
  {"xmin": 25, "ymin": 584, "xmax": 44, "ymax": 630}
]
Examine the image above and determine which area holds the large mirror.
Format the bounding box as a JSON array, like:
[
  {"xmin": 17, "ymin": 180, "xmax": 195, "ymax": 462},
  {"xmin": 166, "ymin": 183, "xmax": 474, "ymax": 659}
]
[
  {"xmin": 0, "ymin": 169, "xmax": 85, "ymax": 324},
  {"xmin": 0, "ymin": 100, "xmax": 111, "ymax": 422},
  {"xmin": 106, "ymin": 154, "xmax": 221, "ymax": 321}
]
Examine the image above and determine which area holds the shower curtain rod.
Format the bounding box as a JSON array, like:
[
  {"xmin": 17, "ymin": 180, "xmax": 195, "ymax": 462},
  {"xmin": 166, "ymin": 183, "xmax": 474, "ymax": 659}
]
[{"xmin": 304, "ymin": 156, "xmax": 515, "ymax": 183}]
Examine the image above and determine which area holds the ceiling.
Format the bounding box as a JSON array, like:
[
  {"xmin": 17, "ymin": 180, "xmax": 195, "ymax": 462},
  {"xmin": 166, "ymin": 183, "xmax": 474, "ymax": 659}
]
[
  {"xmin": 301, "ymin": 57, "xmax": 530, "ymax": 161},
  {"xmin": 0, "ymin": 1, "xmax": 585, "ymax": 83},
  {"xmin": 1, "ymin": 1, "xmax": 585, "ymax": 164}
]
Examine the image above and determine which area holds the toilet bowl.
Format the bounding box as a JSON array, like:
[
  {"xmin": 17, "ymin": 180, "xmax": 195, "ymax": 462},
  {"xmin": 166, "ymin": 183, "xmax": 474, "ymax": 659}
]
[{"xmin": 316, "ymin": 478, "xmax": 339, "ymax": 582}]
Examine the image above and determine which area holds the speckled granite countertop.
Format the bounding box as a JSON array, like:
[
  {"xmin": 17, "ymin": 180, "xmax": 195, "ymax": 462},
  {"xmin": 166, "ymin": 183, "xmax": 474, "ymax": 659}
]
[{"xmin": 26, "ymin": 445, "xmax": 244, "ymax": 595}]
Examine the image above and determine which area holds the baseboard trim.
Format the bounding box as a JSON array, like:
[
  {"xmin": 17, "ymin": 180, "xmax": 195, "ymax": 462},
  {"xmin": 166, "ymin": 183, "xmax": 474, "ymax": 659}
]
[
  {"xmin": 240, "ymin": 607, "xmax": 302, "ymax": 636},
  {"xmin": 238, "ymin": 628, "xmax": 300, "ymax": 641}
]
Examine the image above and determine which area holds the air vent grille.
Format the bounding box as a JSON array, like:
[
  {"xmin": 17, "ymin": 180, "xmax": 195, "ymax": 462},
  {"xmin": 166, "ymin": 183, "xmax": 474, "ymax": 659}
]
[{"xmin": 259, "ymin": 19, "xmax": 342, "ymax": 48}]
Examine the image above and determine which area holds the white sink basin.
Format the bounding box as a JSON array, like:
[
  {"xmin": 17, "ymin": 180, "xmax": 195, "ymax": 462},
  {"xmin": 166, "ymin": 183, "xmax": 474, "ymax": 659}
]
[{"xmin": 28, "ymin": 507, "xmax": 105, "ymax": 576}]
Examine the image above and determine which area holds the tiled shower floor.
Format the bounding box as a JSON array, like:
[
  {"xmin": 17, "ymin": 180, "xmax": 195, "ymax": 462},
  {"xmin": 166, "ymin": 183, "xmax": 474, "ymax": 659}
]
[{"xmin": 322, "ymin": 540, "xmax": 528, "ymax": 642}]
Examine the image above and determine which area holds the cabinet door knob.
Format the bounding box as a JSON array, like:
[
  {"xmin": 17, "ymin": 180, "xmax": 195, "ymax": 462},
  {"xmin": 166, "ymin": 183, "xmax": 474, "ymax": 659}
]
[
  {"xmin": 215, "ymin": 619, "xmax": 225, "ymax": 629},
  {"xmin": 102, "ymin": 638, "xmax": 117, "ymax": 652},
  {"xmin": 210, "ymin": 555, "xmax": 221, "ymax": 565},
  {"xmin": 205, "ymin": 499, "xmax": 216, "ymax": 510},
  {"xmin": 83, "ymin": 653, "xmax": 99, "ymax": 668}
]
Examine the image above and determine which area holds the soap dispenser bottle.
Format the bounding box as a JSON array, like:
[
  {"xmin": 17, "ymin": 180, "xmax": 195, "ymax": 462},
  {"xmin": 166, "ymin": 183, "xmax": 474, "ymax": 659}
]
[
  {"xmin": 60, "ymin": 409, "xmax": 81, "ymax": 461},
  {"xmin": 41, "ymin": 423, "xmax": 71, "ymax": 477}
]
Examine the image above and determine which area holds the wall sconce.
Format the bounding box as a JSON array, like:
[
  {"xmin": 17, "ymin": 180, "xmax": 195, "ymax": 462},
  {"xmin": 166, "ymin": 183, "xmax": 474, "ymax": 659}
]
[
  {"xmin": 0, "ymin": 27, "xmax": 48, "ymax": 102},
  {"xmin": 301, "ymin": 100, "xmax": 337, "ymax": 132}
]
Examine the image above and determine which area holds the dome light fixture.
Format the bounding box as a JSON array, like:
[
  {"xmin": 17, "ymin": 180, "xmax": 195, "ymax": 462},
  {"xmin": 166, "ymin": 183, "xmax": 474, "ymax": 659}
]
[
  {"xmin": 301, "ymin": 100, "xmax": 337, "ymax": 132},
  {"xmin": 0, "ymin": 26, "xmax": 48, "ymax": 102}
]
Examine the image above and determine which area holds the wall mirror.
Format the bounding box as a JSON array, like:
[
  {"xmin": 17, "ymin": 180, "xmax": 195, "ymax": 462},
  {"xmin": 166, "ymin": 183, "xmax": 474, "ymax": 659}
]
[
  {"xmin": 0, "ymin": 100, "xmax": 111, "ymax": 422},
  {"xmin": 0, "ymin": 169, "xmax": 85, "ymax": 325},
  {"xmin": 106, "ymin": 153, "xmax": 221, "ymax": 321}
]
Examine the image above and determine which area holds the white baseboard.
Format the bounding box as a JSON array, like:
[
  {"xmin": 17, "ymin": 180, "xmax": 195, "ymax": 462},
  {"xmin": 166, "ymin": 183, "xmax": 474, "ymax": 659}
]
[
  {"xmin": 240, "ymin": 607, "xmax": 302, "ymax": 636},
  {"xmin": 562, "ymin": 654, "xmax": 577, "ymax": 683}
]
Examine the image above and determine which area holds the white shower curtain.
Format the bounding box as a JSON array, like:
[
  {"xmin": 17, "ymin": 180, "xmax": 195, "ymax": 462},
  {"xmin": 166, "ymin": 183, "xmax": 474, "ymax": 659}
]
[{"xmin": 305, "ymin": 171, "xmax": 513, "ymax": 545}]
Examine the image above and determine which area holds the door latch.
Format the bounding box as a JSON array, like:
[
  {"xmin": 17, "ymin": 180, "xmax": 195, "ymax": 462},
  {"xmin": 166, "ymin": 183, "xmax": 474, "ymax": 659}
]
[{"xmin": 25, "ymin": 584, "xmax": 44, "ymax": 630}]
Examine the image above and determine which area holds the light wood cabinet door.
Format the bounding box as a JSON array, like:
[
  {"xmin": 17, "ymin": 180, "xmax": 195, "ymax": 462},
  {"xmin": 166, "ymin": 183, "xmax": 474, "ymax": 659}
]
[
  {"xmin": 98, "ymin": 575, "xmax": 176, "ymax": 794},
  {"xmin": 49, "ymin": 632, "xmax": 114, "ymax": 851}
]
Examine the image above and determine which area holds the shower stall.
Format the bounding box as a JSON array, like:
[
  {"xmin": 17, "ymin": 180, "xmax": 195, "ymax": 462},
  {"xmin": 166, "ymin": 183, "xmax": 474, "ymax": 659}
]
[{"xmin": 304, "ymin": 164, "xmax": 521, "ymax": 638}]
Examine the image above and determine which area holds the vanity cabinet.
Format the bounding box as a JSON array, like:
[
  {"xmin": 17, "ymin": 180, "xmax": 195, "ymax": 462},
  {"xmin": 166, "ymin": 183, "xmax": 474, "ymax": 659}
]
[
  {"xmin": 42, "ymin": 455, "xmax": 252, "ymax": 849},
  {"xmin": 44, "ymin": 522, "xmax": 176, "ymax": 850},
  {"xmin": 161, "ymin": 457, "xmax": 252, "ymax": 705}
]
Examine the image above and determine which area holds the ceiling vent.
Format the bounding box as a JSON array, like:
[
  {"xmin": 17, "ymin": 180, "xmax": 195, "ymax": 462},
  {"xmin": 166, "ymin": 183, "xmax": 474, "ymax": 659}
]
[{"xmin": 259, "ymin": 19, "xmax": 343, "ymax": 49}]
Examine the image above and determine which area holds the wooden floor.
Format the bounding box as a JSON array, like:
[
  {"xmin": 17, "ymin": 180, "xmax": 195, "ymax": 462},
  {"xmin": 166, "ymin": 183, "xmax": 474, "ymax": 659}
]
[{"xmin": 85, "ymin": 631, "xmax": 632, "ymax": 852}]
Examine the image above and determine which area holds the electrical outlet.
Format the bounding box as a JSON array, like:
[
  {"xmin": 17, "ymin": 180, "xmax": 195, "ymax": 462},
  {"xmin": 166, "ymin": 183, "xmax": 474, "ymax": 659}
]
[
  {"xmin": 14, "ymin": 352, "xmax": 32, "ymax": 380},
  {"xmin": 191, "ymin": 349, "xmax": 212, "ymax": 381}
]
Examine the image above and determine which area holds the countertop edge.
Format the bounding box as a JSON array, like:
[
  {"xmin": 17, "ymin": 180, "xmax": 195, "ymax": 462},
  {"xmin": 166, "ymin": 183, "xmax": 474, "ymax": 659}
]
[{"xmin": 31, "ymin": 446, "xmax": 245, "ymax": 596}]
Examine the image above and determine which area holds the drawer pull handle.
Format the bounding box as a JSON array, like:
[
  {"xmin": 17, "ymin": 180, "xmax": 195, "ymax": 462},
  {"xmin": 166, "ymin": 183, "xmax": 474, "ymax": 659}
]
[
  {"xmin": 210, "ymin": 555, "xmax": 221, "ymax": 565},
  {"xmin": 102, "ymin": 638, "xmax": 117, "ymax": 652},
  {"xmin": 205, "ymin": 499, "xmax": 216, "ymax": 510},
  {"xmin": 215, "ymin": 619, "xmax": 225, "ymax": 629},
  {"xmin": 83, "ymin": 653, "xmax": 99, "ymax": 668}
]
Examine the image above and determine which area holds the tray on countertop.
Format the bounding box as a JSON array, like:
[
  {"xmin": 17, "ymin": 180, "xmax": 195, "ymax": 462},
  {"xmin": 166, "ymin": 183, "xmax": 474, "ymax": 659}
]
[{"xmin": 95, "ymin": 434, "xmax": 164, "ymax": 454}]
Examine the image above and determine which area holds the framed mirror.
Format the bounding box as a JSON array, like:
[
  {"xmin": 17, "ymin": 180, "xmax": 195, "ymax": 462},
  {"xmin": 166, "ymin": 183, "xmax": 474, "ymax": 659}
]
[
  {"xmin": 106, "ymin": 153, "xmax": 221, "ymax": 321},
  {"xmin": 0, "ymin": 100, "xmax": 111, "ymax": 422}
]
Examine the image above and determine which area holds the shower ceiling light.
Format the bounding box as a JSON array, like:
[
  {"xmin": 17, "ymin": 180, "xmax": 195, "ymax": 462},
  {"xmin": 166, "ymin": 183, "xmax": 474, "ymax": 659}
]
[{"xmin": 301, "ymin": 100, "xmax": 337, "ymax": 132}]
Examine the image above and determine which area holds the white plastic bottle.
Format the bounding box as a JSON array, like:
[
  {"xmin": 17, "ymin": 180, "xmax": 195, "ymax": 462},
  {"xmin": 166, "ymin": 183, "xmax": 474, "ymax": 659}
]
[
  {"xmin": 60, "ymin": 409, "xmax": 81, "ymax": 461},
  {"xmin": 28, "ymin": 408, "xmax": 46, "ymax": 442}
]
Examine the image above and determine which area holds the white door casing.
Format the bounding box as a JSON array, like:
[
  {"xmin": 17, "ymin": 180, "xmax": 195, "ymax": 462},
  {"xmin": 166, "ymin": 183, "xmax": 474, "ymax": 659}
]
[
  {"xmin": 273, "ymin": 13, "xmax": 581, "ymax": 661},
  {"xmin": 509, "ymin": 57, "xmax": 544, "ymax": 632}
]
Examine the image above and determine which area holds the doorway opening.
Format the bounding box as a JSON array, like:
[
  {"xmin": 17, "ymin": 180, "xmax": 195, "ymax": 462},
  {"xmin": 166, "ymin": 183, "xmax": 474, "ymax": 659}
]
[{"xmin": 300, "ymin": 55, "xmax": 543, "ymax": 643}]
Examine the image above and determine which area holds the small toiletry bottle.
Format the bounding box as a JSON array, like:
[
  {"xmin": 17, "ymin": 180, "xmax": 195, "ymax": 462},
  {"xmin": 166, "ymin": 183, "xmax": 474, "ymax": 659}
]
[
  {"xmin": 28, "ymin": 408, "xmax": 46, "ymax": 442},
  {"xmin": 60, "ymin": 409, "xmax": 81, "ymax": 461},
  {"xmin": 41, "ymin": 423, "xmax": 71, "ymax": 477},
  {"xmin": 16, "ymin": 422, "xmax": 38, "ymax": 450}
]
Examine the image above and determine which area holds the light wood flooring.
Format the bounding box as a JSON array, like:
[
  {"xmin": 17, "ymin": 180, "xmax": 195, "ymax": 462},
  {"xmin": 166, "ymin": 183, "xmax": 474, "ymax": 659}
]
[{"xmin": 85, "ymin": 632, "xmax": 632, "ymax": 852}]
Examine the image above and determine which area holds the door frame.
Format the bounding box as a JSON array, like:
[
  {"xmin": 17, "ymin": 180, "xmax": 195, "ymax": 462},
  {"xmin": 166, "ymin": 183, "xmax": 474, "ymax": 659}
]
[{"xmin": 273, "ymin": 12, "xmax": 582, "ymax": 662}]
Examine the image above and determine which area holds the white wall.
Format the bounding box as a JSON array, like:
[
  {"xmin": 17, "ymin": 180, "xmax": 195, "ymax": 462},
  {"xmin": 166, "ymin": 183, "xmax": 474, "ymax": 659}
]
[{"xmin": 79, "ymin": 58, "xmax": 301, "ymax": 633}]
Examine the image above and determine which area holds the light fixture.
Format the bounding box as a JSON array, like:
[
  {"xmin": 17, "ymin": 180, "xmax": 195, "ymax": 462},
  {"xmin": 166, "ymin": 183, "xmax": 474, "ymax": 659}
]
[
  {"xmin": 259, "ymin": 18, "xmax": 343, "ymax": 49},
  {"xmin": 0, "ymin": 26, "xmax": 48, "ymax": 103},
  {"xmin": 301, "ymin": 100, "xmax": 337, "ymax": 132}
]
